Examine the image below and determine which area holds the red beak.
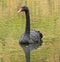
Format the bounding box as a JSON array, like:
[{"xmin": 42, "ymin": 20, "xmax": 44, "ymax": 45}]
[{"xmin": 18, "ymin": 8, "xmax": 22, "ymax": 13}]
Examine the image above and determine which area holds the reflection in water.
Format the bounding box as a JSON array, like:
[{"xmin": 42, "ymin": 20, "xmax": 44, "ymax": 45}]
[
  {"xmin": 20, "ymin": 40, "xmax": 43, "ymax": 62},
  {"xmin": 21, "ymin": 44, "xmax": 30, "ymax": 62}
]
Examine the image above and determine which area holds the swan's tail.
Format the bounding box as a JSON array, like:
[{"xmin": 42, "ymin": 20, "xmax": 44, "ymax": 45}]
[
  {"xmin": 38, "ymin": 31, "xmax": 43, "ymax": 39},
  {"xmin": 38, "ymin": 31, "xmax": 43, "ymax": 46}
]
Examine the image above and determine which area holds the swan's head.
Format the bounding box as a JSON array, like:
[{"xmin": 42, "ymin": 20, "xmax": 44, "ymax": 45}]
[{"xmin": 18, "ymin": 6, "xmax": 29, "ymax": 13}]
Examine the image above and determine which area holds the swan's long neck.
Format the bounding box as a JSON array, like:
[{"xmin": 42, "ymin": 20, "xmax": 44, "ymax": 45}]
[{"xmin": 25, "ymin": 10, "xmax": 30, "ymax": 34}]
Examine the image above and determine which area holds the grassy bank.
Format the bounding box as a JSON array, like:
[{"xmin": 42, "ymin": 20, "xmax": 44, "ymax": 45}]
[{"xmin": 0, "ymin": 0, "xmax": 60, "ymax": 62}]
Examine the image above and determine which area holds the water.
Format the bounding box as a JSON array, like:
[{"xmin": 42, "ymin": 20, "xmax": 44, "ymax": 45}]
[{"xmin": 20, "ymin": 40, "xmax": 43, "ymax": 62}]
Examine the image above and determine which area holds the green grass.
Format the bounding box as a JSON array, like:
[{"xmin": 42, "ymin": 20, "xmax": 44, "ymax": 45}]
[{"xmin": 0, "ymin": 0, "xmax": 60, "ymax": 62}]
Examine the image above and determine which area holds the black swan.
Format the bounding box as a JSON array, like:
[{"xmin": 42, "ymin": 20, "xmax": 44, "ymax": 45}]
[{"xmin": 18, "ymin": 6, "xmax": 43, "ymax": 44}]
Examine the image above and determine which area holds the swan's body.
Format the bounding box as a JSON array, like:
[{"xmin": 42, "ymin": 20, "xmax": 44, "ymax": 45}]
[
  {"xmin": 19, "ymin": 30, "xmax": 42, "ymax": 44},
  {"xmin": 18, "ymin": 6, "xmax": 43, "ymax": 44}
]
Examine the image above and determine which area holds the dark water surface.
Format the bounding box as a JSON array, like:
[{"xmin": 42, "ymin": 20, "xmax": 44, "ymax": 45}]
[{"xmin": 20, "ymin": 41, "xmax": 43, "ymax": 62}]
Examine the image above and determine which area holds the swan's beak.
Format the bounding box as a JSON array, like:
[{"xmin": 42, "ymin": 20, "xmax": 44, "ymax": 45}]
[{"xmin": 18, "ymin": 8, "xmax": 22, "ymax": 13}]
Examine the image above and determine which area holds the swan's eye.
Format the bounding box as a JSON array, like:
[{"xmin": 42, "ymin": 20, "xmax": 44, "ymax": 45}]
[{"xmin": 22, "ymin": 6, "xmax": 28, "ymax": 11}]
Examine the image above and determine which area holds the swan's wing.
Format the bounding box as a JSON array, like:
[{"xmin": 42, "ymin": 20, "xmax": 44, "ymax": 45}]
[{"xmin": 30, "ymin": 30, "xmax": 40, "ymax": 43}]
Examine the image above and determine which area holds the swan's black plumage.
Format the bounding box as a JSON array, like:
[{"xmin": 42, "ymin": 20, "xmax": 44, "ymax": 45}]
[{"xmin": 18, "ymin": 6, "xmax": 43, "ymax": 44}]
